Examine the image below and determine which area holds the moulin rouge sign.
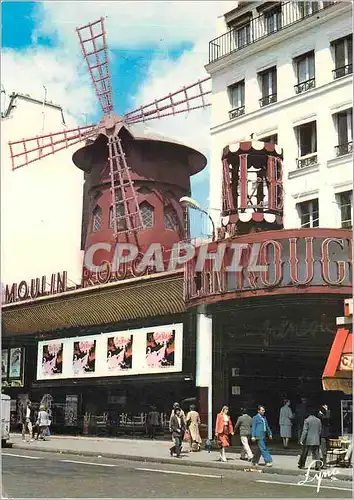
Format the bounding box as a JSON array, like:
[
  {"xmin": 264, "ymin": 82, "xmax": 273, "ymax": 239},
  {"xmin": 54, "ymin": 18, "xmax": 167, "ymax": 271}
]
[{"xmin": 3, "ymin": 234, "xmax": 352, "ymax": 305}]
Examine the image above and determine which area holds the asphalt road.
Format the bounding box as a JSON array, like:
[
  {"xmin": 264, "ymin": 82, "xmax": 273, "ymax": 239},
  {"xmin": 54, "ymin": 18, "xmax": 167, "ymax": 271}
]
[{"xmin": 1, "ymin": 449, "xmax": 352, "ymax": 498}]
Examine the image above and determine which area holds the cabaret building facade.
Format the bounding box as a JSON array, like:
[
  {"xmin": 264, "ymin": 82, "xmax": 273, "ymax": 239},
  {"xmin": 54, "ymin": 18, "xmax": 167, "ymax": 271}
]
[{"xmin": 2, "ymin": 137, "xmax": 352, "ymax": 439}]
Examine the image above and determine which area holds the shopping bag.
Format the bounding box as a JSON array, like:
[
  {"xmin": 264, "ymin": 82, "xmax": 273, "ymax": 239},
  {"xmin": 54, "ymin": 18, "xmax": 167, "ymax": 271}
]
[{"xmin": 184, "ymin": 430, "xmax": 190, "ymax": 442}]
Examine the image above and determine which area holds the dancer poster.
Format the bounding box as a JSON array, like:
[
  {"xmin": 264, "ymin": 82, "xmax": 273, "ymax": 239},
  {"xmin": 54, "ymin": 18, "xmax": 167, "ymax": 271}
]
[
  {"xmin": 41, "ymin": 343, "xmax": 63, "ymax": 376},
  {"xmin": 107, "ymin": 335, "xmax": 133, "ymax": 372},
  {"xmin": 9, "ymin": 348, "xmax": 22, "ymax": 378},
  {"xmin": 146, "ymin": 329, "xmax": 175, "ymax": 369},
  {"xmin": 2, "ymin": 350, "xmax": 8, "ymax": 378},
  {"xmin": 72, "ymin": 340, "xmax": 96, "ymax": 375}
]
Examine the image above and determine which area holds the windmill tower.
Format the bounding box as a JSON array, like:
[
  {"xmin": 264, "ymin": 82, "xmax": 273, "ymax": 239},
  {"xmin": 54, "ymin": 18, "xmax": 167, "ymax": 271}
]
[{"xmin": 8, "ymin": 18, "xmax": 210, "ymax": 280}]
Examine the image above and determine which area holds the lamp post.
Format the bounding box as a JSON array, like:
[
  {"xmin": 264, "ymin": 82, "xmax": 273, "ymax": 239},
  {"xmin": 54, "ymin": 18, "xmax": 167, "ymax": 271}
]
[{"xmin": 179, "ymin": 196, "xmax": 216, "ymax": 242}]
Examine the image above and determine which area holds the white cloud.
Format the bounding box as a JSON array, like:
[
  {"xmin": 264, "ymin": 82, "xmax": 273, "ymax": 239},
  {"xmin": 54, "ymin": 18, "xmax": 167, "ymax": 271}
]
[
  {"xmin": 33, "ymin": 1, "xmax": 235, "ymax": 48},
  {"xmin": 1, "ymin": 47, "xmax": 98, "ymax": 127}
]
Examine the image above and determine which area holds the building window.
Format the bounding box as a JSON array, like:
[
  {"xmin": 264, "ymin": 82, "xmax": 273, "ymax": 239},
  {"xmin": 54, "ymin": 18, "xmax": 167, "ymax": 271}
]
[
  {"xmin": 228, "ymin": 80, "xmax": 245, "ymax": 119},
  {"xmin": 296, "ymin": 121, "xmax": 317, "ymax": 168},
  {"xmin": 294, "ymin": 51, "xmax": 315, "ymax": 94},
  {"xmin": 140, "ymin": 201, "xmax": 154, "ymax": 228},
  {"xmin": 332, "ymin": 35, "xmax": 353, "ymax": 79},
  {"xmin": 264, "ymin": 6, "xmax": 282, "ymax": 34},
  {"xmin": 92, "ymin": 205, "xmax": 102, "ymax": 232},
  {"xmin": 235, "ymin": 23, "xmax": 251, "ymax": 49},
  {"xmin": 261, "ymin": 134, "xmax": 278, "ymax": 144},
  {"xmin": 337, "ymin": 191, "xmax": 353, "ymax": 229},
  {"xmin": 297, "ymin": 199, "xmax": 319, "ymax": 228},
  {"xmin": 259, "ymin": 67, "xmax": 277, "ymax": 107},
  {"xmin": 164, "ymin": 206, "xmax": 179, "ymax": 231},
  {"xmin": 335, "ymin": 109, "xmax": 353, "ymax": 156},
  {"xmin": 298, "ymin": 2, "xmax": 319, "ymax": 18},
  {"xmin": 109, "ymin": 201, "xmax": 126, "ymax": 232}
]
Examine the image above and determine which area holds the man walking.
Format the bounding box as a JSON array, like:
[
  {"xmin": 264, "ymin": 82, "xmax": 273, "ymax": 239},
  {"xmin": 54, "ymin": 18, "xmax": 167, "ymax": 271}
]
[
  {"xmin": 298, "ymin": 408, "xmax": 322, "ymax": 471},
  {"xmin": 235, "ymin": 408, "xmax": 253, "ymax": 461},
  {"xmin": 169, "ymin": 407, "xmax": 185, "ymax": 458},
  {"xmin": 21, "ymin": 401, "xmax": 33, "ymax": 442},
  {"xmin": 251, "ymin": 406, "xmax": 273, "ymax": 467}
]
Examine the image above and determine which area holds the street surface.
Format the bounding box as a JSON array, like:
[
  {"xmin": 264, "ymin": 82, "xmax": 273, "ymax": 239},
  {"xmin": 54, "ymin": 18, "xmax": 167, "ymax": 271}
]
[{"xmin": 2, "ymin": 449, "xmax": 352, "ymax": 498}]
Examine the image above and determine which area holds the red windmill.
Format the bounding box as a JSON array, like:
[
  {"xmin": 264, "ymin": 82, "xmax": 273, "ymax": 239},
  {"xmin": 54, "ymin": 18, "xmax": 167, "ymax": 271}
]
[{"xmin": 8, "ymin": 18, "xmax": 211, "ymax": 280}]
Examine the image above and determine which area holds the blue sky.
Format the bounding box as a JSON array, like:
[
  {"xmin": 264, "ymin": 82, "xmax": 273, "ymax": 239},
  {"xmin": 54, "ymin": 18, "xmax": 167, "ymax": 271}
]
[{"xmin": 2, "ymin": 1, "xmax": 225, "ymax": 235}]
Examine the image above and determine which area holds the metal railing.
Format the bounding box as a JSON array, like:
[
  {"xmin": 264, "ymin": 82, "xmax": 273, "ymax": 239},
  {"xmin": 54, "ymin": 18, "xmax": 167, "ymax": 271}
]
[
  {"xmin": 297, "ymin": 153, "xmax": 318, "ymax": 169},
  {"xmin": 208, "ymin": 1, "xmax": 336, "ymax": 64},
  {"xmin": 294, "ymin": 78, "xmax": 316, "ymax": 94},
  {"xmin": 335, "ymin": 142, "xmax": 353, "ymax": 156},
  {"xmin": 333, "ymin": 64, "xmax": 353, "ymax": 79},
  {"xmin": 229, "ymin": 105, "xmax": 245, "ymax": 120},
  {"xmin": 259, "ymin": 93, "xmax": 277, "ymax": 107}
]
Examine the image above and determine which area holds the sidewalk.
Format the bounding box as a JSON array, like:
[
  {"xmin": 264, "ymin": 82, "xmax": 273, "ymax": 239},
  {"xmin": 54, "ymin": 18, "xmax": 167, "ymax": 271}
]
[{"xmin": 9, "ymin": 434, "xmax": 352, "ymax": 481}]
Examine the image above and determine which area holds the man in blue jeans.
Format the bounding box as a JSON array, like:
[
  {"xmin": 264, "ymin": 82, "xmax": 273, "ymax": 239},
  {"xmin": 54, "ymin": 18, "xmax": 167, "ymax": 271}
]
[{"xmin": 251, "ymin": 405, "xmax": 273, "ymax": 467}]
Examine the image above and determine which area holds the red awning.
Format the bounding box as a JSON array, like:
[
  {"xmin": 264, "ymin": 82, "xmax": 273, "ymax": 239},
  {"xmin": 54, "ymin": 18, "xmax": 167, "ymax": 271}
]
[{"xmin": 322, "ymin": 327, "xmax": 353, "ymax": 394}]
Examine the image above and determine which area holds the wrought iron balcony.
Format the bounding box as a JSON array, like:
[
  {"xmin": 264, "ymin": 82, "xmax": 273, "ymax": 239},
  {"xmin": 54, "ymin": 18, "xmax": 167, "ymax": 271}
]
[
  {"xmin": 208, "ymin": 1, "xmax": 336, "ymax": 64},
  {"xmin": 332, "ymin": 64, "xmax": 353, "ymax": 79},
  {"xmin": 294, "ymin": 78, "xmax": 315, "ymax": 94},
  {"xmin": 229, "ymin": 106, "xmax": 245, "ymax": 120},
  {"xmin": 335, "ymin": 142, "xmax": 353, "ymax": 157},
  {"xmin": 259, "ymin": 93, "xmax": 277, "ymax": 107},
  {"xmin": 297, "ymin": 153, "xmax": 318, "ymax": 169}
]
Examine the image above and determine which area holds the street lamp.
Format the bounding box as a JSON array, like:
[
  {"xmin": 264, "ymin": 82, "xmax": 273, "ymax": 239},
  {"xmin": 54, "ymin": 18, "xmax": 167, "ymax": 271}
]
[{"xmin": 179, "ymin": 196, "xmax": 216, "ymax": 242}]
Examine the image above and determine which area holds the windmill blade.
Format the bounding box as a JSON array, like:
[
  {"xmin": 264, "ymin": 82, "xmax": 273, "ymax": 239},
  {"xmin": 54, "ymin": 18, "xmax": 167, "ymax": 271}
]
[
  {"xmin": 76, "ymin": 18, "xmax": 114, "ymax": 115},
  {"xmin": 124, "ymin": 76, "xmax": 211, "ymax": 124},
  {"xmin": 9, "ymin": 124, "xmax": 98, "ymax": 170}
]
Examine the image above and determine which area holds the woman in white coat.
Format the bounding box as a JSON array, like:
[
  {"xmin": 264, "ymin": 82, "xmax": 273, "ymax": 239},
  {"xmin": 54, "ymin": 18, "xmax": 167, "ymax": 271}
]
[{"xmin": 279, "ymin": 399, "xmax": 294, "ymax": 448}]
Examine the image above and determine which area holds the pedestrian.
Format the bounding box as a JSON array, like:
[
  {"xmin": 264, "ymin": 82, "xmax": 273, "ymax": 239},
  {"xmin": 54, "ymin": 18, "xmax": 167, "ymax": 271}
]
[
  {"xmin": 169, "ymin": 402, "xmax": 186, "ymax": 429},
  {"xmin": 295, "ymin": 397, "xmax": 308, "ymax": 442},
  {"xmin": 279, "ymin": 399, "xmax": 294, "ymax": 448},
  {"xmin": 234, "ymin": 408, "xmax": 253, "ymax": 461},
  {"xmin": 36, "ymin": 405, "xmax": 51, "ymax": 440},
  {"xmin": 251, "ymin": 405, "xmax": 273, "ymax": 467},
  {"xmin": 215, "ymin": 406, "xmax": 234, "ymax": 462},
  {"xmin": 318, "ymin": 403, "xmax": 330, "ymax": 468},
  {"xmin": 298, "ymin": 408, "xmax": 322, "ymax": 471},
  {"xmin": 21, "ymin": 401, "xmax": 33, "ymax": 442},
  {"xmin": 185, "ymin": 404, "xmax": 202, "ymax": 452},
  {"xmin": 147, "ymin": 406, "xmax": 160, "ymax": 440},
  {"xmin": 169, "ymin": 407, "xmax": 185, "ymax": 458}
]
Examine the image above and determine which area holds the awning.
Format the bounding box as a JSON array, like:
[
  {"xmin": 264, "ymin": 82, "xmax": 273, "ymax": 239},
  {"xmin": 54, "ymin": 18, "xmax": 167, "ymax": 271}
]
[
  {"xmin": 2, "ymin": 271, "xmax": 185, "ymax": 336},
  {"xmin": 322, "ymin": 327, "xmax": 353, "ymax": 394}
]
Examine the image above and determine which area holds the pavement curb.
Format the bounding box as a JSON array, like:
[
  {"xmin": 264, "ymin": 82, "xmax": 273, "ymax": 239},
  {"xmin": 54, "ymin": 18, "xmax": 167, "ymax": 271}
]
[{"xmin": 10, "ymin": 443, "xmax": 352, "ymax": 482}]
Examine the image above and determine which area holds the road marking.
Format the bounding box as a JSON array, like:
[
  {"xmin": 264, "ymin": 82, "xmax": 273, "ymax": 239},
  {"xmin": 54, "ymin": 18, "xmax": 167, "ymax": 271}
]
[
  {"xmin": 256, "ymin": 479, "xmax": 352, "ymax": 492},
  {"xmin": 60, "ymin": 459, "xmax": 117, "ymax": 467},
  {"xmin": 2, "ymin": 453, "xmax": 43, "ymax": 460},
  {"xmin": 136, "ymin": 467, "xmax": 222, "ymax": 478}
]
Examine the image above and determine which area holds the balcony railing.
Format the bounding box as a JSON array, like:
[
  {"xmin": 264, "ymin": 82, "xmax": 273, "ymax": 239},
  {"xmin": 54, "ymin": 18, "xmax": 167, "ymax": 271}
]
[
  {"xmin": 208, "ymin": 1, "xmax": 336, "ymax": 64},
  {"xmin": 335, "ymin": 142, "xmax": 353, "ymax": 157},
  {"xmin": 229, "ymin": 106, "xmax": 245, "ymax": 120},
  {"xmin": 294, "ymin": 78, "xmax": 316, "ymax": 94},
  {"xmin": 259, "ymin": 93, "xmax": 277, "ymax": 107},
  {"xmin": 333, "ymin": 64, "xmax": 353, "ymax": 79},
  {"xmin": 297, "ymin": 153, "xmax": 318, "ymax": 169}
]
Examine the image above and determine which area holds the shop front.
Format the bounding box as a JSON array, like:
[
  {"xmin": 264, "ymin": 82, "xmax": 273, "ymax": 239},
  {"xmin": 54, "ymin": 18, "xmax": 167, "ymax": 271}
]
[{"xmin": 2, "ymin": 270, "xmax": 203, "ymax": 437}]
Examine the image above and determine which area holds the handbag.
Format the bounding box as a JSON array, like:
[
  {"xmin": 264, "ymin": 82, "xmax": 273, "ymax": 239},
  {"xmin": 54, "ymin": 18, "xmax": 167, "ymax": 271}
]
[{"xmin": 184, "ymin": 430, "xmax": 190, "ymax": 442}]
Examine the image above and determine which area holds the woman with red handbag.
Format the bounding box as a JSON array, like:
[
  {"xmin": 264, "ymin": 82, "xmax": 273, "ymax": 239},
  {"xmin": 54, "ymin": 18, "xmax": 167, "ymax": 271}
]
[{"xmin": 215, "ymin": 406, "xmax": 234, "ymax": 462}]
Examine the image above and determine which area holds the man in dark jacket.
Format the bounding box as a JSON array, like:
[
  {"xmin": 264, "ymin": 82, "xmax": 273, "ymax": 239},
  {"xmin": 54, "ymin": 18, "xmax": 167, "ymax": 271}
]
[
  {"xmin": 169, "ymin": 407, "xmax": 185, "ymax": 458},
  {"xmin": 235, "ymin": 408, "xmax": 253, "ymax": 461},
  {"xmin": 318, "ymin": 404, "xmax": 330, "ymax": 468},
  {"xmin": 298, "ymin": 409, "xmax": 322, "ymax": 470}
]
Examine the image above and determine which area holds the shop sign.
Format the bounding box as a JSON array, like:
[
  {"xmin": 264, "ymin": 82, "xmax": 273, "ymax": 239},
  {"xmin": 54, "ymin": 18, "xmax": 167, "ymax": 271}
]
[
  {"xmin": 3, "ymin": 271, "xmax": 68, "ymax": 305},
  {"xmin": 1, "ymin": 348, "xmax": 24, "ymax": 387},
  {"xmin": 340, "ymin": 354, "xmax": 353, "ymax": 371},
  {"xmin": 36, "ymin": 323, "xmax": 183, "ymax": 381}
]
